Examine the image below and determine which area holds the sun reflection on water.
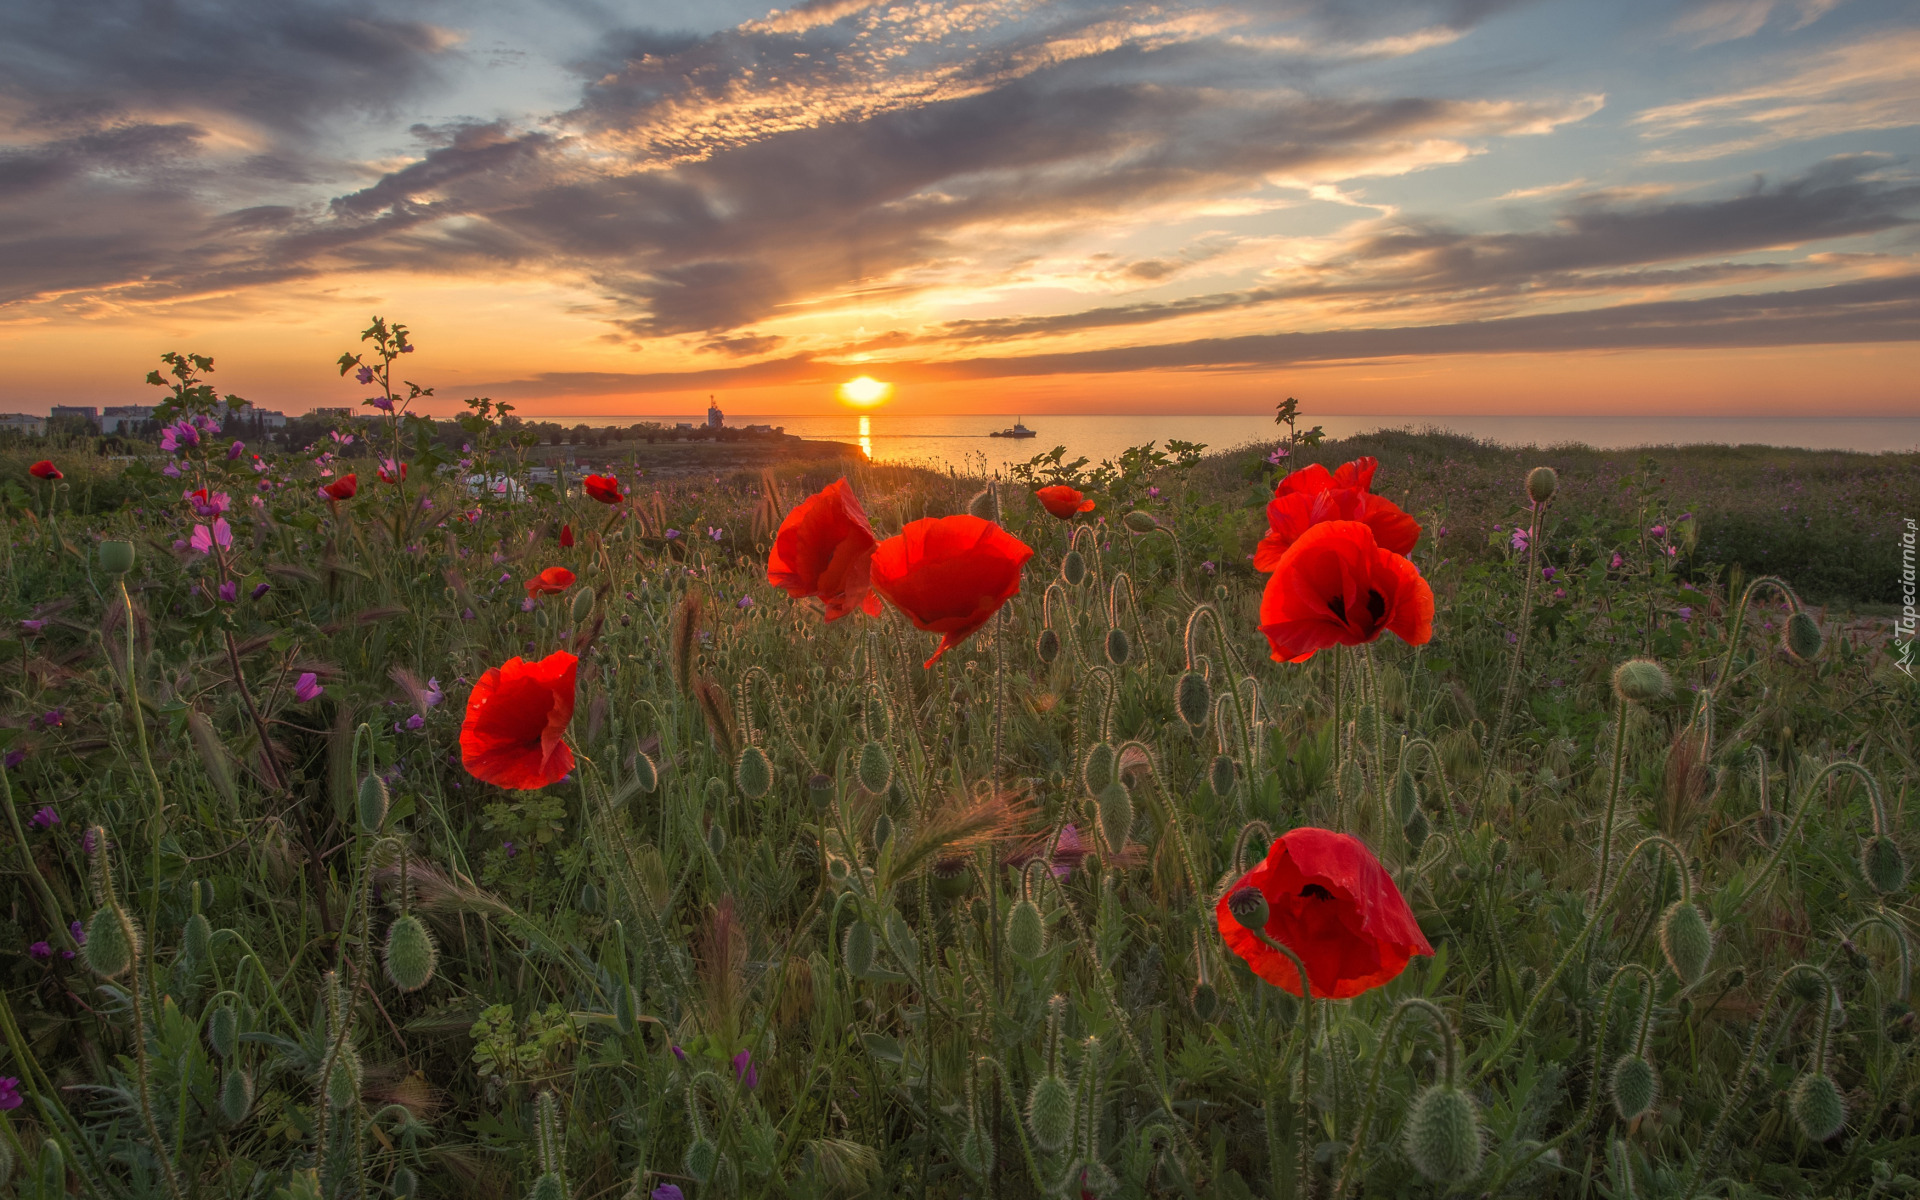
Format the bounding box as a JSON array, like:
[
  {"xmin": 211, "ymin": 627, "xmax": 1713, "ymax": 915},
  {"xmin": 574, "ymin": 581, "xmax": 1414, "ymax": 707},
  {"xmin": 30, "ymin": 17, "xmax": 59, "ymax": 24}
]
[{"xmin": 858, "ymin": 415, "xmax": 872, "ymax": 458}]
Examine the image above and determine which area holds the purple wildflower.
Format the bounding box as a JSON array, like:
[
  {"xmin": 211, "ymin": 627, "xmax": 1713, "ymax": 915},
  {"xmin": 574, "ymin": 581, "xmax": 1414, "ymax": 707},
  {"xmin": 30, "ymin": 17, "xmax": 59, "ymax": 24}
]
[
  {"xmin": 652, "ymin": 1186, "xmax": 685, "ymax": 1200},
  {"xmin": 405, "ymin": 713, "xmax": 424, "ymax": 731},
  {"xmin": 20, "ymin": 619, "xmax": 45, "ymax": 633},
  {"xmin": 1678, "ymin": 606, "xmax": 1692, "ymax": 620},
  {"xmin": 1649, "ymin": 524, "xmax": 1667, "ymax": 538},
  {"xmin": 1541, "ymin": 566, "xmax": 1556, "ymax": 582},
  {"xmin": 29, "ymin": 806, "xmax": 57, "ymax": 831},
  {"xmin": 736, "ymin": 595, "xmax": 753, "ymax": 610},
  {"xmin": 732, "ymin": 1049, "xmax": 758, "ymax": 1089},
  {"xmin": 2, "ymin": 749, "xmax": 24, "ymax": 770},
  {"xmin": 356, "ymin": 365, "xmax": 375, "ymax": 385},
  {"xmin": 0, "ymin": 1077, "xmax": 20, "ymax": 1110},
  {"xmin": 28, "ymin": 942, "xmax": 50, "ymax": 961},
  {"xmin": 1510, "ymin": 528, "xmax": 1530, "ymax": 552},
  {"xmin": 1610, "ymin": 552, "xmax": 1624, "ymax": 569},
  {"xmin": 423, "ymin": 678, "xmax": 444, "ymax": 707},
  {"xmin": 228, "ymin": 440, "xmax": 245, "ymax": 460},
  {"xmin": 503, "ymin": 841, "xmax": 517, "ymax": 859},
  {"xmin": 251, "ymin": 582, "xmax": 271, "ymax": 600},
  {"xmin": 294, "ymin": 672, "xmax": 324, "ymax": 703},
  {"xmin": 218, "ymin": 581, "xmax": 239, "ymax": 603},
  {"xmin": 671, "ymin": 1044, "xmax": 687, "ymax": 1063}
]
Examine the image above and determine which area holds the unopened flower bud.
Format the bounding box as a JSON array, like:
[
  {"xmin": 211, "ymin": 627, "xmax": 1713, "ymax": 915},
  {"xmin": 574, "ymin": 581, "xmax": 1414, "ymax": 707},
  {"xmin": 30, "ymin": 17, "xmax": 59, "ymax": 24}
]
[
  {"xmin": 1612, "ymin": 658, "xmax": 1671, "ymax": 704},
  {"xmin": 1525, "ymin": 466, "xmax": 1558, "ymax": 506}
]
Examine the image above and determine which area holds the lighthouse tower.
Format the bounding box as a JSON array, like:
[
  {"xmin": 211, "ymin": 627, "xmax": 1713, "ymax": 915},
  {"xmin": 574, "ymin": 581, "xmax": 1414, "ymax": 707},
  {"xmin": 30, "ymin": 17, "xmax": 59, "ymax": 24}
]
[{"xmin": 706, "ymin": 396, "xmax": 724, "ymax": 430}]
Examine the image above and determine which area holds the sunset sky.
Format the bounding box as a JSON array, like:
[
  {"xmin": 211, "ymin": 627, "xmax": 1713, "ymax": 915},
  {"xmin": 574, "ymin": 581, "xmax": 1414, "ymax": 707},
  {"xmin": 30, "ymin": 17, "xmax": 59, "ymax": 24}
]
[{"xmin": 2, "ymin": 0, "xmax": 1916, "ymax": 419}]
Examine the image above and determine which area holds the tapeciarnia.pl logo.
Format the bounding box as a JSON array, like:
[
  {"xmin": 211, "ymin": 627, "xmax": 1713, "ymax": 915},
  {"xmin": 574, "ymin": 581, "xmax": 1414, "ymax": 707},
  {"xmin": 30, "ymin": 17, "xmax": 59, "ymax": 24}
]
[{"xmin": 1898, "ymin": 517, "xmax": 1916, "ymax": 679}]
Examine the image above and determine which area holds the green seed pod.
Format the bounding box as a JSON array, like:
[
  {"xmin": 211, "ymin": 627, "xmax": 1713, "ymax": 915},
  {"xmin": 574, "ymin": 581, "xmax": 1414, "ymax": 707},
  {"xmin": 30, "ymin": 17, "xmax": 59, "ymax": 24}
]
[
  {"xmin": 706, "ymin": 822, "xmax": 726, "ymax": 858},
  {"xmin": 856, "ymin": 740, "xmax": 892, "ymax": 795},
  {"xmin": 1612, "ymin": 658, "xmax": 1671, "ymax": 705},
  {"xmin": 1096, "ymin": 780, "xmax": 1132, "ymax": 855},
  {"xmin": 1610, "ymin": 1054, "xmax": 1658, "ymax": 1121},
  {"xmin": 1006, "ymin": 898, "xmax": 1046, "ymax": 961},
  {"xmin": 967, "ymin": 488, "xmax": 995, "ymax": 520},
  {"xmin": 208, "ymin": 1003, "xmax": 238, "ymax": 1058},
  {"xmin": 1658, "ymin": 900, "xmax": 1713, "ymax": 984},
  {"xmin": 357, "ymin": 773, "xmax": 389, "ymax": 834},
  {"xmin": 932, "ymin": 857, "xmax": 973, "ymax": 900},
  {"xmin": 632, "ymin": 750, "xmax": 659, "ymax": 794},
  {"xmin": 1789, "ymin": 1072, "xmax": 1847, "ymax": 1141},
  {"xmin": 1393, "ymin": 769, "xmax": 1419, "ymax": 823},
  {"xmin": 1027, "ymin": 1073, "xmax": 1074, "ymax": 1151},
  {"xmin": 843, "ymin": 920, "xmax": 876, "ymax": 978},
  {"xmin": 326, "ymin": 1047, "xmax": 363, "ymax": 1109},
  {"xmin": 384, "ymin": 914, "xmax": 438, "ymax": 992},
  {"xmin": 872, "ymin": 812, "xmax": 894, "ymax": 854},
  {"xmin": 579, "ymin": 882, "xmax": 602, "ymax": 914},
  {"xmin": 1402, "ymin": 1084, "xmax": 1483, "ymax": 1184},
  {"xmin": 393, "ymin": 1167, "xmax": 420, "ymax": 1199},
  {"xmin": 1226, "ymin": 886, "xmax": 1269, "ymax": 932},
  {"xmin": 1035, "ymin": 627, "xmax": 1061, "ymax": 663},
  {"xmin": 685, "ymin": 1137, "xmax": 718, "ymax": 1184},
  {"xmin": 734, "ymin": 744, "xmax": 773, "ymax": 799},
  {"xmin": 220, "ymin": 1067, "xmax": 254, "ymax": 1126},
  {"xmin": 1174, "ymin": 670, "xmax": 1211, "ymax": 729},
  {"xmin": 1862, "ymin": 835, "xmax": 1908, "ymax": 895},
  {"xmin": 98, "ymin": 539, "xmax": 136, "ymax": 575},
  {"xmin": 806, "ymin": 772, "xmax": 834, "ymax": 811},
  {"xmin": 1784, "ymin": 611, "xmax": 1824, "ymax": 663},
  {"xmin": 528, "ymin": 1172, "xmax": 569, "ymax": 1200},
  {"xmin": 1208, "ymin": 754, "xmax": 1236, "ymax": 798},
  {"xmin": 571, "ymin": 587, "xmax": 595, "ymax": 626},
  {"xmin": 704, "ymin": 776, "xmax": 727, "ymax": 806},
  {"xmin": 1525, "ymin": 466, "xmax": 1558, "ymax": 506},
  {"xmin": 1061, "ymin": 550, "xmax": 1086, "ymax": 587},
  {"xmin": 84, "ymin": 906, "xmax": 137, "ymax": 978},
  {"xmin": 1103, "ymin": 625, "xmax": 1131, "ymax": 665},
  {"xmin": 1403, "ymin": 807, "xmax": 1431, "ymax": 853},
  {"xmin": 1190, "ymin": 981, "xmax": 1219, "ymax": 1022},
  {"xmin": 1122, "ymin": 510, "xmax": 1158, "ymax": 533},
  {"xmin": 183, "ymin": 911, "xmax": 213, "ymax": 963},
  {"xmin": 1082, "ymin": 742, "xmax": 1116, "ymax": 795}
]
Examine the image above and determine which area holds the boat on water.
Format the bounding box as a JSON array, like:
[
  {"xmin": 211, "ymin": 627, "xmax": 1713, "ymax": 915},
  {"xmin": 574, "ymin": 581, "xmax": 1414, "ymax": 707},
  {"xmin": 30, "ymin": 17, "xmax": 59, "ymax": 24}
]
[{"xmin": 989, "ymin": 418, "xmax": 1037, "ymax": 439}]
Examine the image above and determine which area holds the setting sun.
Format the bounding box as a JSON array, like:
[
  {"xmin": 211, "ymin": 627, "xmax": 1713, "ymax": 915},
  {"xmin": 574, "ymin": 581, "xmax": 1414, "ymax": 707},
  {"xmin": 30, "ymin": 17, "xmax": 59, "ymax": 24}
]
[{"xmin": 837, "ymin": 375, "xmax": 893, "ymax": 407}]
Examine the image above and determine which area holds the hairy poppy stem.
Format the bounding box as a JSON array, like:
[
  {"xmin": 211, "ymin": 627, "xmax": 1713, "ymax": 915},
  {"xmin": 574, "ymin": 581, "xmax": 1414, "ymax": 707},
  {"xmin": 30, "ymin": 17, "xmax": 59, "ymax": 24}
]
[
  {"xmin": 1483, "ymin": 500, "xmax": 1543, "ymax": 785},
  {"xmin": 1248, "ymin": 930, "xmax": 1316, "ymax": 1198},
  {"xmin": 1726, "ymin": 759, "xmax": 1887, "ymax": 910},
  {"xmin": 1592, "ymin": 696, "xmax": 1633, "ymax": 907},
  {"xmin": 1332, "ymin": 997, "xmax": 1459, "ymax": 1200},
  {"xmin": 1580, "ymin": 964, "xmax": 1656, "ymax": 1136},
  {"xmin": 1714, "ymin": 574, "xmax": 1800, "ymax": 690}
]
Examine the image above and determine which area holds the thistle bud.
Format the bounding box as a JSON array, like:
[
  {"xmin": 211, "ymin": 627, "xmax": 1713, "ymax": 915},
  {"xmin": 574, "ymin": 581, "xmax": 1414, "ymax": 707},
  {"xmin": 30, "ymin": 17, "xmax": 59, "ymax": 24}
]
[
  {"xmin": 99, "ymin": 539, "xmax": 136, "ymax": 574},
  {"xmin": 1103, "ymin": 625, "xmax": 1131, "ymax": 665},
  {"xmin": 84, "ymin": 906, "xmax": 138, "ymax": 978},
  {"xmin": 734, "ymin": 744, "xmax": 773, "ymax": 799},
  {"xmin": 1402, "ymin": 1084, "xmax": 1483, "ymax": 1183},
  {"xmin": 1096, "ymin": 780, "xmax": 1132, "ymax": 855},
  {"xmin": 1612, "ymin": 659, "xmax": 1671, "ymax": 704},
  {"xmin": 1082, "ymin": 742, "xmax": 1115, "ymax": 795},
  {"xmin": 1122, "ymin": 510, "xmax": 1158, "ymax": 532},
  {"xmin": 1226, "ymin": 886, "xmax": 1269, "ymax": 932},
  {"xmin": 1061, "ymin": 550, "xmax": 1087, "ymax": 587},
  {"xmin": 856, "ymin": 741, "xmax": 892, "ymax": 795},
  {"xmin": 1658, "ymin": 901, "xmax": 1713, "ymax": 984},
  {"xmin": 384, "ymin": 913, "xmax": 438, "ymax": 992},
  {"xmin": 1610, "ymin": 1054, "xmax": 1658, "ymax": 1121},
  {"xmin": 1525, "ymin": 467, "xmax": 1558, "ymax": 506},
  {"xmin": 1861, "ymin": 835, "xmax": 1907, "ymax": 895},
  {"xmin": 1789, "ymin": 1072, "xmax": 1847, "ymax": 1141},
  {"xmin": 1035, "ymin": 628, "xmax": 1061, "ymax": 663},
  {"xmin": 1006, "ymin": 898, "xmax": 1046, "ymax": 961},
  {"xmin": 1174, "ymin": 670, "xmax": 1211, "ymax": 729},
  {"xmin": 356, "ymin": 773, "xmax": 389, "ymax": 834},
  {"xmin": 932, "ymin": 857, "xmax": 973, "ymax": 900},
  {"xmin": 633, "ymin": 750, "xmax": 659, "ymax": 794},
  {"xmin": 1784, "ymin": 611, "xmax": 1824, "ymax": 663},
  {"xmin": 807, "ymin": 773, "xmax": 834, "ymax": 811},
  {"xmin": 1208, "ymin": 755, "xmax": 1236, "ymax": 798},
  {"xmin": 1027, "ymin": 1073, "xmax": 1074, "ymax": 1151},
  {"xmin": 219, "ymin": 1067, "xmax": 254, "ymax": 1126},
  {"xmin": 842, "ymin": 920, "xmax": 875, "ymax": 978}
]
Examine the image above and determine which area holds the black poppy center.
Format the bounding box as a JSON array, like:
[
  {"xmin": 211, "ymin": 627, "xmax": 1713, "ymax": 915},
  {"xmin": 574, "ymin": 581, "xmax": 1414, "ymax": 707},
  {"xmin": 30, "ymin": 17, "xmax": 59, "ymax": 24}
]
[
  {"xmin": 1299, "ymin": 883, "xmax": 1333, "ymax": 900},
  {"xmin": 1326, "ymin": 591, "xmax": 1389, "ymax": 631}
]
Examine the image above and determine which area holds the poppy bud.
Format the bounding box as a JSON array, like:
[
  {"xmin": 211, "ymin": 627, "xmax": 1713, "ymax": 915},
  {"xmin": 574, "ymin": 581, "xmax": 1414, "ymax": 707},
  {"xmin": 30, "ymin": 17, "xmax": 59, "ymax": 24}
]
[
  {"xmin": 633, "ymin": 750, "xmax": 659, "ymax": 795},
  {"xmin": 1658, "ymin": 900, "xmax": 1713, "ymax": 984},
  {"xmin": 1174, "ymin": 670, "xmax": 1211, "ymax": 729},
  {"xmin": 326, "ymin": 1047, "xmax": 363, "ymax": 1109},
  {"xmin": 1035, "ymin": 627, "xmax": 1060, "ymax": 663},
  {"xmin": 873, "ymin": 812, "xmax": 894, "ymax": 854},
  {"xmin": 843, "ymin": 920, "xmax": 876, "ymax": 978},
  {"xmin": 1785, "ymin": 611, "xmax": 1824, "ymax": 663},
  {"xmin": 1226, "ymin": 886, "xmax": 1269, "ymax": 932},
  {"xmin": 735, "ymin": 745, "xmax": 773, "ymax": 799},
  {"xmin": 1491, "ymin": 837, "xmax": 1510, "ymax": 865},
  {"xmin": 1006, "ymin": 897, "xmax": 1046, "ymax": 960},
  {"xmin": 219, "ymin": 1067, "xmax": 254, "ymax": 1126},
  {"xmin": 1061, "ymin": 550, "xmax": 1086, "ymax": 587},
  {"xmin": 857, "ymin": 741, "xmax": 892, "ymax": 795},
  {"xmin": 1355, "ymin": 703, "xmax": 1379, "ymax": 752},
  {"xmin": 1096, "ymin": 781, "xmax": 1132, "ymax": 855},
  {"xmin": 1610, "ymin": 1053, "xmax": 1658, "ymax": 1121},
  {"xmin": 1403, "ymin": 807, "xmax": 1431, "ymax": 853},
  {"xmin": 1785, "ymin": 969, "xmax": 1827, "ymax": 1004},
  {"xmin": 357, "ymin": 773, "xmax": 389, "ymax": 833},
  {"xmin": 1209, "ymin": 755, "xmax": 1236, "ymax": 798},
  {"xmin": 706, "ymin": 822, "xmax": 726, "ymax": 857},
  {"xmin": 1027, "ymin": 1073, "xmax": 1073, "ymax": 1151},
  {"xmin": 1082, "ymin": 742, "xmax": 1115, "ymax": 795},
  {"xmin": 967, "ymin": 488, "xmax": 995, "ymax": 520},
  {"xmin": 178, "ymin": 910, "xmax": 212, "ymax": 966},
  {"xmin": 807, "ymin": 773, "xmax": 834, "ymax": 811},
  {"xmin": 684, "ymin": 1137, "xmax": 718, "ymax": 1184},
  {"xmin": 1789, "ymin": 1072, "xmax": 1847, "ymax": 1141},
  {"xmin": 1612, "ymin": 658, "xmax": 1670, "ymax": 704},
  {"xmin": 36, "ymin": 1141, "xmax": 63, "ymax": 1191},
  {"xmin": 571, "ymin": 588, "xmax": 594, "ymax": 625},
  {"xmin": 932, "ymin": 857, "xmax": 973, "ymax": 900},
  {"xmin": 99, "ymin": 540, "xmax": 136, "ymax": 574},
  {"xmin": 208, "ymin": 1004, "xmax": 238, "ymax": 1058},
  {"xmin": 85, "ymin": 906, "xmax": 138, "ymax": 978},
  {"xmin": 1525, "ymin": 467, "xmax": 1558, "ymax": 506},
  {"xmin": 384, "ymin": 913, "xmax": 437, "ymax": 992},
  {"xmin": 393, "ymin": 1167, "xmax": 420, "ymax": 1200},
  {"xmin": 1861, "ymin": 835, "xmax": 1907, "ymax": 895},
  {"xmin": 1104, "ymin": 625, "xmax": 1131, "ymax": 665},
  {"xmin": 958, "ymin": 1125, "xmax": 993, "ymax": 1177},
  {"xmin": 1403, "ymin": 1084, "xmax": 1483, "ymax": 1183},
  {"xmin": 1190, "ymin": 980, "xmax": 1219, "ymax": 1022},
  {"xmin": 1122, "ymin": 510, "xmax": 1158, "ymax": 533},
  {"xmin": 579, "ymin": 882, "xmax": 602, "ymax": 914},
  {"xmin": 1393, "ymin": 769, "xmax": 1419, "ymax": 823}
]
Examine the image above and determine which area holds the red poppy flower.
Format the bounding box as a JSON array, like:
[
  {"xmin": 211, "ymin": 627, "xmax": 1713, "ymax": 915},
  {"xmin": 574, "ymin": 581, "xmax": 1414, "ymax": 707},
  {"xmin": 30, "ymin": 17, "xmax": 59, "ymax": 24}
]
[
  {"xmin": 767, "ymin": 478, "xmax": 882, "ymax": 621},
  {"xmin": 525, "ymin": 566, "xmax": 575, "ymax": 598},
  {"xmin": 1253, "ymin": 488, "xmax": 1421, "ymax": 569},
  {"xmin": 1258, "ymin": 521, "xmax": 1433, "ymax": 663},
  {"xmin": 28, "ymin": 460, "xmax": 61, "ymax": 480},
  {"xmin": 583, "ymin": 474, "xmax": 623, "ymax": 504},
  {"xmin": 559, "ymin": 523, "xmax": 575, "ymax": 548},
  {"xmin": 1034, "ymin": 485, "xmax": 1094, "ymax": 520},
  {"xmin": 1216, "ymin": 827, "xmax": 1432, "ymax": 999},
  {"xmin": 869, "ymin": 514, "xmax": 1034, "ymax": 667},
  {"xmin": 459, "ymin": 650, "xmax": 578, "ymax": 789},
  {"xmin": 1276, "ymin": 456, "xmax": 1379, "ymax": 497},
  {"xmin": 321, "ymin": 474, "xmax": 358, "ymax": 501},
  {"xmin": 377, "ymin": 461, "xmax": 408, "ymax": 484}
]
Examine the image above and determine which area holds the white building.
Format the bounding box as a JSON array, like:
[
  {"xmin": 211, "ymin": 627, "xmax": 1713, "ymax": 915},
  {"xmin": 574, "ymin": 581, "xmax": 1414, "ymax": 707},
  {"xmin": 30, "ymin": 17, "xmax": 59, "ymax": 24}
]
[
  {"xmin": 101, "ymin": 405, "xmax": 157, "ymax": 434},
  {"xmin": 0, "ymin": 413, "xmax": 46, "ymax": 437},
  {"xmin": 706, "ymin": 398, "xmax": 724, "ymax": 429}
]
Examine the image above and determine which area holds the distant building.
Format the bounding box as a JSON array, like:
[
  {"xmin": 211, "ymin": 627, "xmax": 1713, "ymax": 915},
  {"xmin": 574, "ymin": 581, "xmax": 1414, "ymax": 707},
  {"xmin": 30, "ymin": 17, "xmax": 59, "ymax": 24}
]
[
  {"xmin": 676, "ymin": 422, "xmax": 695, "ymax": 431},
  {"xmin": 0, "ymin": 413, "xmax": 46, "ymax": 437},
  {"xmin": 50, "ymin": 405, "xmax": 99, "ymax": 428},
  {"xmin": 306, "ymin": 407, "xmax": 354, "ymax": 420},
  {"xmin": 233, "ymin": 404, "xmax": 287, "ymax": 429},
  {"xmin": 744, "ymin": 424, "xmax": 774, "ymax": 434},
  {"xmin": 101, "ymin": 405, "xmax": 157, "ymax": 434},
  {"xmin": 706, "ymin": 397, "xmax": 724, "ymax": 430}
]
